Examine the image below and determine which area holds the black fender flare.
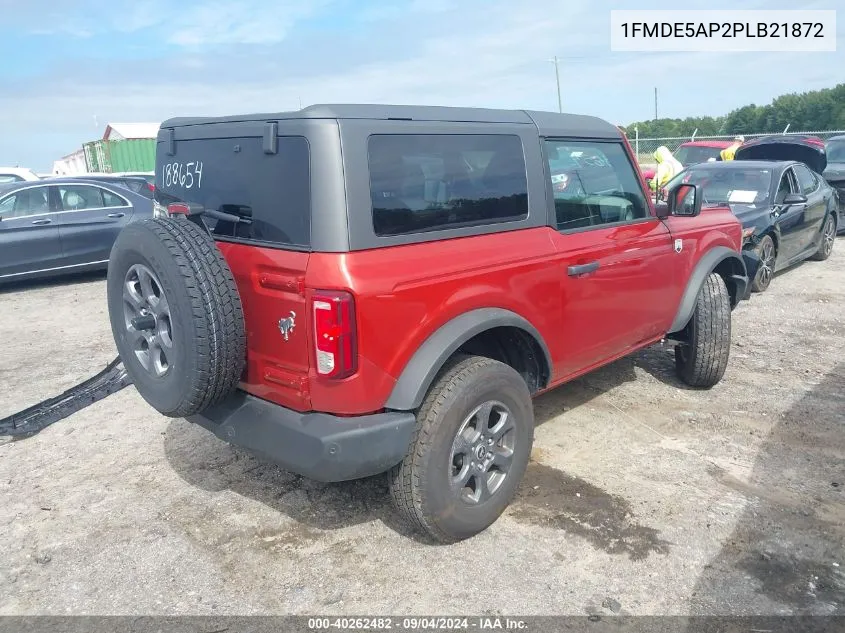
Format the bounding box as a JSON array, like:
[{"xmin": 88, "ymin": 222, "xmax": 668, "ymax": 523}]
[
  {"xmin": 384, "ymin": 308, "xmax": 553, "ymax": 411},
  {"xmin": 668, "ymin": 246, "xmax": 748, "ymax": 334}
]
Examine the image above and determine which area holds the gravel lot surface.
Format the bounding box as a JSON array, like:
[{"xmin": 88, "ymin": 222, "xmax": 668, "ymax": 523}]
[{"xmin": 1, "ymin": 241, "xmax": 843, "ymax": 616}]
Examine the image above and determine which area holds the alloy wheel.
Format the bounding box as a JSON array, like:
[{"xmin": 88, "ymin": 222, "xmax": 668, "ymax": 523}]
[
  {"xmin": 450, "ymin": 401, "xmax": 516, "ymax": 505},
  {"xmin": 122, "ymin": 264, "xmax": 173, "ymax": 378},
  {"xmin": 822, "ymin": 216, "xmax": 835, "ymax": 257},
  {"xmin": 756, "ymin": 238, "xmax": 776, "ymax": 290}
]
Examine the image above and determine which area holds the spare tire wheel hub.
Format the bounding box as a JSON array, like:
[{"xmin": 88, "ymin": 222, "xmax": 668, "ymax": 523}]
[{"xmin": 123, "ymin": 263, "xmax": 173, "ymax": 378}]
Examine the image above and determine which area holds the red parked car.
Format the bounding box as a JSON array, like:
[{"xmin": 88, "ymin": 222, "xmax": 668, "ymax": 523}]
[
  {"xmin": 642, "ymin": 139, "xmax": 735, "ymax": 183},
  {"xmin": 106, "ymin": 105, "xmax": 753, "ymax": 542}
]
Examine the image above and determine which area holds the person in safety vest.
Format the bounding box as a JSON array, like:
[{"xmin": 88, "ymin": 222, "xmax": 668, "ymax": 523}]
[
  {"xmin": 650, "ymin": 146, "xmax": 683, "ymax": 192},
  {"xmin": 720, "ymin": 135, "xmax": 745, "ymax": 161}
]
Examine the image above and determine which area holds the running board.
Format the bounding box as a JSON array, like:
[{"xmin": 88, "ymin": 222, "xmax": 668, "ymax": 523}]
[{"xmin": 0, "ymin": 356, "xmax": 132, "ymax": 438}]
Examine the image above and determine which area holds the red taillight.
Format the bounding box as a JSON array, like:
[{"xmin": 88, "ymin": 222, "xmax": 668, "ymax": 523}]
[
  {"xmin": 167, "ymin": 202, "xmax": 190, "ymax": 215},
  {"xmin": 147, "ymin": 183, "xmax": 155, "ymax": 191},
  {"xmin": 312, "ymin": 290, "xmax": 357, "ymax": 379}
]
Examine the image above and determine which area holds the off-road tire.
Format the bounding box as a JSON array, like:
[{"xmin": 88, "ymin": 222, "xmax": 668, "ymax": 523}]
[
  {"xmin": 810, "ymin": 212, "xmax": 836, "ymax": 261},
  {"xmin": 750, "ymin": 234, "xmax": 776, "ymax": 293},
  {"xmin": 107, "ymin": 216, "xmax": 246, "ymax": 417},
  {"xmin": 674, "ymin": 272, "xmax": 731, "ymax": 389},
  {"xmin": 388, "ymin": 355, "xmax": 534, "ymax": 543}
]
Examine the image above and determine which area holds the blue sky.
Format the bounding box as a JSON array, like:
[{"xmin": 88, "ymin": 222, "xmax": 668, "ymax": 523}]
[{"xmin": 1, "ymin": 0, "xmax": 842, "ymax": 171}]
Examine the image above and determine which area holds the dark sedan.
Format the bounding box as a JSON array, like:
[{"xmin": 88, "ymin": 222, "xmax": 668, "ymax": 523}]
[
  {"xmin": 666, "ymin": 144, "xmax": 837, "ymax": 293},
  {"xmin": 822, "ymin": 134, "xmax": 845, "ymax": 233},
  {"xmin": 0, "ymin": 178, "xmax": 153, "ymax": 283}
]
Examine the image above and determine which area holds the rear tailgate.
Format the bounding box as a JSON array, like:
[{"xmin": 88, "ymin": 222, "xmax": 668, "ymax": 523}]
[
  {"xmin": 217, "ymin": 242, "xmax": 312, "ymax": 410},
  {"xmin": 155, "ymin": 130, "xmax": 314, "ymax": 411}
]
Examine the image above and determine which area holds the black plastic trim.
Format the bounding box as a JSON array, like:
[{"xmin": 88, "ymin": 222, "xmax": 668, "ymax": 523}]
[
  {"xmin": 186, "ymin": 392, "xmax": 417, "ymax": 482},
  {"xmin": 668, "ymin": 246, "xmax": 748, "ymax": 333},
  {"xmin": 385, "ymin": 308, "xmax": 553, "ymax": 411}
]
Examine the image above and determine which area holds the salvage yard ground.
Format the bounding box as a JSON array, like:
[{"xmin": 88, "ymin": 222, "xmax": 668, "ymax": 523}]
[{"xmin": 1, "ymin": 242, "xmax": 843, "ymax": 616}]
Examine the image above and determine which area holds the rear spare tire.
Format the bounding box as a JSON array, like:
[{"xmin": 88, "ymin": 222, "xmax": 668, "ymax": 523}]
[{"xmin": 107, "ymin": 217, "xmax": 246, "ymax": 417}]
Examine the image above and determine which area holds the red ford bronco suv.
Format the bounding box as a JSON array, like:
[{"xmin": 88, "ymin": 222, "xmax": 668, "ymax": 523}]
[{"xmin": 106, "ymin": 105, "xmax": 754, "ymax": 542}]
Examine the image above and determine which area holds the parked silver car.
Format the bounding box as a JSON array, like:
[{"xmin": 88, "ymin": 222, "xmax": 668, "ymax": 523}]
[{"xmin": 0, "ymin": 178, "xmax": 153, "ymax": 283}]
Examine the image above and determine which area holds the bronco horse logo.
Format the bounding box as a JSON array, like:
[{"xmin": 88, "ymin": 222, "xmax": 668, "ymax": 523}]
[{"xmin": 278, "ymin": 311, "xmax": 296, "ymax": 341}]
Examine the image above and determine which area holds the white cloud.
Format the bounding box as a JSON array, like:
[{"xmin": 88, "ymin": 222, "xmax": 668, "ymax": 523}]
[
  {"xmin": 166, "ymin": 0, "xmax": 332, "ymax": 47},
  {"xmin": 2, "ymin": 0, "xmax": 844, "ymax": 170},
  {"xmin": 30, "ymin": 22, "xmax": 94, "ymax": 38},
  {"xmin": 113, "ymin": 0, "xmax": 166, "ymax": 33}
]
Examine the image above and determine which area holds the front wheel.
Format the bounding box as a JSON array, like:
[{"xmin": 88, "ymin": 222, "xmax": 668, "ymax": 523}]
[
  {"xmin": 675, "ymin": 272, "xmax": 731, "ymax": 389},
  {"xmin": 388, "ymin": 355, "xmax": 534, "ymax": 543},
  {"xmin": 750, "ymin": 234, "xmax": 776, "ymax": 293},
  {"xmin": 810, "ymin": 213, "xmax": 836, "ymax": 261}
]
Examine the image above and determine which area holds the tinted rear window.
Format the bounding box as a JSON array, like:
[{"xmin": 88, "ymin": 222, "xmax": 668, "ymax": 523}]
[
  {"xmin": 368, "ymin": 134, "xmax": 528, "ymax": 236},
  {"xmin": 155, "ymin": 136, "xmax": 310, "ymax": 248}
]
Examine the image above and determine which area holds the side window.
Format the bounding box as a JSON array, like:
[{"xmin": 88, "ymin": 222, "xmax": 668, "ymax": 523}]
[
  {"xmin": 544, "ymin": 140, "xmax": 648, "ymax": 231},
  {"xmin": 0, "ymin": 188, "xmax": 50, "ymax": 218},
  {"xmin": 58, "ymin": 185, "xmax": 105, "ymax": 211},
  {"xmin": 102, "ymin": 189, "xmax": 129, "ymax": 207},
  {"xmin": 793, "ymin": 164, "xmax": 818, "ymax": 195},
  {"xmin": 0, "ymin": 174, "xmax": 24, "ymax": 184},
  {"xmin": 775, "ymin": 170, "xmax": 794, "ymax": 204},
  {"xmin": 0, "ymin": 194, "xmax": 16, "ymax": 216},
  {"xmin": 368, "ymin": 134, "xmax": 528, "ymax": 236}
]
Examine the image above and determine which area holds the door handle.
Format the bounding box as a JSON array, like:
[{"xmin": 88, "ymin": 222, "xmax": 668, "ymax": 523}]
[
  {"xmin": 31, "ymin": 218, "xmax": 51, "ymax": 225},
  {"xmin": 107, "ymin": 212, "xmax": 125, "ymax": 218},
  {"xmin": 568, "ymin": 261, "xmax": 600, "ymax": 277}
]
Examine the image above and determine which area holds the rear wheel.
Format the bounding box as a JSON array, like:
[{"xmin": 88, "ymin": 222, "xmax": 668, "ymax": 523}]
[
  {"xmin": 675, "ymin": 272, "xmax": 731, "ymax": 389},
  {"xmin": 107, "ymin": 217, "xmax": 246, "ymax": 417},
  {"xmin": 810, "ymin": 213, "xmax": 836, "ymax": 261},
  {"xmin": 750, "ymin": 234, "xmax": 776, "ymax": 293},
  {"xmin": 388, "ymin": 355, "xmax": 534, "ymax": 543}
]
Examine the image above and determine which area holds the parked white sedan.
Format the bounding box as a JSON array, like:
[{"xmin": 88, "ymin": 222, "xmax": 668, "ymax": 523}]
[{"xmin": 0, "ymin": 167, "xmax": 41, "ymax": 184}]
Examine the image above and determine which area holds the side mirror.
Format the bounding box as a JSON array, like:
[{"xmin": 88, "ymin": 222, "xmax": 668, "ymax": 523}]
[
  {"xmin": 668, "ymin": 183, "xmax": 702, "ymax": 217},
  {"xmin": 782, "ymin": 193, "xmax": 808, "ymax": 206}
]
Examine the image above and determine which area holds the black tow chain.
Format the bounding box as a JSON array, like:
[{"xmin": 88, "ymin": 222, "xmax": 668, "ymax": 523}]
[{"xmin": 0, "ymin": 356, "xmax": 132, "ymax": 439}]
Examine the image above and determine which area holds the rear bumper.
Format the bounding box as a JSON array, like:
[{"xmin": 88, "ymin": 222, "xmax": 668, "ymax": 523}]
[{"xmin": 186, "ymin": 392, "xmax": 416, "ymax": 482}]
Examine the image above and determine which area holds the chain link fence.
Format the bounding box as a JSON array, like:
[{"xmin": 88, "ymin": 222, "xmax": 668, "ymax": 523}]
[{"xmin": 627, "ymin": 129, "xmax": 845, "ymax": 170}]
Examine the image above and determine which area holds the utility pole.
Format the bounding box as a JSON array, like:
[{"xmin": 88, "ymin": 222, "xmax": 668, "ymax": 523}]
[
  {"xmin": 550, "ymin": 56, "xmax": 562, "ymax": 113},
  {"xmin": 654, "ymin": 87, "xmax": 658, "ymax": 120}
]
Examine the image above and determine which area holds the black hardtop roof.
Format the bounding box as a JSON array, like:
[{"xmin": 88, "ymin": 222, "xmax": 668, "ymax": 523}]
[{"xmin": 160, "ymin": 104, "xmax": 622, "ymax": 139}]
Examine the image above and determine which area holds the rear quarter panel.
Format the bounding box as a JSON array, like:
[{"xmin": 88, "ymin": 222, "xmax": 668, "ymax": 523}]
[{"xmin": 305, "ymin": 228, "xmax": 560, "ymax": 415}]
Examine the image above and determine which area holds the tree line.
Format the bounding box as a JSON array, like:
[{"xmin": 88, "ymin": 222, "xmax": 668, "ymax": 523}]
[{"xmin": 626, "ymin": 83, "xmax": 845, "ymax": 138}]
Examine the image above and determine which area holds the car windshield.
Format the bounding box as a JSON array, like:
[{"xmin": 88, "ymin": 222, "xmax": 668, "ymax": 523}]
[
  {"xmin": 825, "ymin": 139, "xmax": 845, "ymax": 163},
  {"xmin": 667, "ymin": 167, "xmax": 773, "ymax": 206},
  {"xmin": 673, "ymin": 145, "xmax": 723, "ymax": 166}
]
